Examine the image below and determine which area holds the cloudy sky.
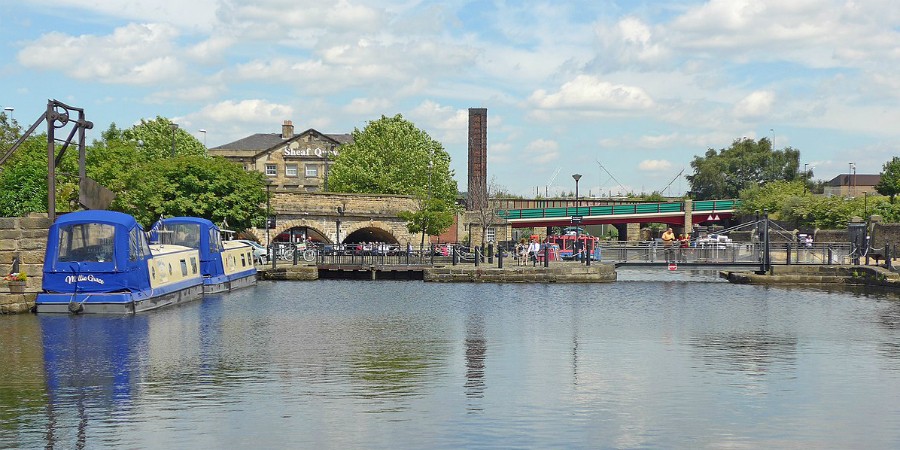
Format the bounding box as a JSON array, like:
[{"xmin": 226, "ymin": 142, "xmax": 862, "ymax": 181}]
[{"xmin": 2, "ymin": 0, "xmax": 899, "ymax": 197}]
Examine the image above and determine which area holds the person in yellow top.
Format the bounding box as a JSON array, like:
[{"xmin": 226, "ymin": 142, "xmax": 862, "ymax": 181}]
[{"xmin": 661, "ymin": 228, "xmax": 676, "ymax": 262}]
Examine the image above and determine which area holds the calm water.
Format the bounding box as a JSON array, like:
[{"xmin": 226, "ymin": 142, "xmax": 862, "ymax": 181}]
[{"xmin": 3, "ymin": 269, "xmax": 900, "ymax": 449}]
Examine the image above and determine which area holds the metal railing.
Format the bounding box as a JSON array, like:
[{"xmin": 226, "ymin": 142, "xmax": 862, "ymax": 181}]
[{"xmin": 599, "ymin": 241, "xmax": 853, "ymax": 265}]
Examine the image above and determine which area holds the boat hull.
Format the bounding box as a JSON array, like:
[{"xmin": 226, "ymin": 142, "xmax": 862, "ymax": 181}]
[
  {"xmin": 35, "ymin": 284, "xmax": 204, "ymax": 314},
  {"xmin": 203, "ymin": 270, "xmax": 258, "ymax": 294}
]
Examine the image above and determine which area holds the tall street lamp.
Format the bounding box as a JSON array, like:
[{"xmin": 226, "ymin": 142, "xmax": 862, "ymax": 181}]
[
  {"xmin": 199, "ymin": 129, "xmax": 207, "ymax": 147},
  {"xmin": 170, "ymin": 123, "xmax": 179, "ymax": 157},
  {"xmin": 572, "ymin": 173, "xmax": 582, "ymax": 261},
  {"xmin": 3, "ymin": 107, "xmax": 12, "ymax": 122},
  {"xmin": 265, "ymin": 179, "xmax": 273, "ymax": 260}
]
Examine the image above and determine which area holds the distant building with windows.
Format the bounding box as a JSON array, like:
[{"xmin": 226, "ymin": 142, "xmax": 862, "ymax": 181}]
[
  {"xmin": 823, "ymin": 173, "xmax": 881, "ymax": 197},
  {"xmin": 209, "ymin": 120, "xmax": 352, "ymax": 191}
]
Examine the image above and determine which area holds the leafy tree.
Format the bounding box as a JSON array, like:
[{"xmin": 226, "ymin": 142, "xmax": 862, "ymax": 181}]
[
  {"xmin": 121, "ymin": 116, "xmax": 206, "ymax": 160},
  {"xmin": 687, "ymin": 138, "xmax": 801, "ymax": 200},
  {"xmin": 875, "ymin": 156, "xmax": 900, "ymax": 203},
  {"xmin": 329, "ymin": 114, "xmax": 458, "ymax": 238},
  {"xmin": 112, "ymin": 155, "xmax": 267, "ymax": 228},
  {"xmin": 0, "ymin": 117, "xmax": 80, "ymax": 216}
]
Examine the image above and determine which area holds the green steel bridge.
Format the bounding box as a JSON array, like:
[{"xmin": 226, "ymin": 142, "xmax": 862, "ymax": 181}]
[{"xmin": 495, "ymin": 199, "xmax": 741, "ymax": 228}]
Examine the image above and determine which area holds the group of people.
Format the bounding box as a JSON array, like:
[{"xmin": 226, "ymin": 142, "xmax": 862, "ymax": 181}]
[
  {"xmin": 661, "ymin": 227, "xmax": 692, "ymax": 263},
  {"xmin": 515, "ymin": 238, "xmax": 545, "ymax": 266}
]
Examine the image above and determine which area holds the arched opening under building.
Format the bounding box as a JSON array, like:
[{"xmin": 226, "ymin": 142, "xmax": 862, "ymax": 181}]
[
  {"xmin": 275, "ymin": 226, "xmax": 330, "ymax": 244},
  {"xmin": 343, "ymin": 227, "xmax": 398, "ymax": 245}
]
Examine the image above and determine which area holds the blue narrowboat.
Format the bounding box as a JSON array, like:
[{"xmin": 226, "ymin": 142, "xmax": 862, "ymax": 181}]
[
  {"xmin": 35, "ymin": 210, "xmax": 204, "ymax": 314},
  {"xmin": 151, "ymin": 217, "xmax": 257, "ymax": 294}
]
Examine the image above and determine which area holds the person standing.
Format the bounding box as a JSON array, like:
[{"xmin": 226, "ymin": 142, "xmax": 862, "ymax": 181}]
[{"xmin": 662, "ymin": 227, "xmax": 676, "ymax": 263}]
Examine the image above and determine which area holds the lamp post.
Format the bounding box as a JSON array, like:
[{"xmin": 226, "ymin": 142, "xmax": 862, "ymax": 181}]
[
  {"xmin": 199, "ymin": 129, "xmax": 207, "ymax": 147},
  {"xmin": 265, "ymin": 179, "xmax": 272, "ymax": 261},
  {"xmin": 849, "ymin": 162, "xmax": 856, "ymax": 197},
  {"xmin": 170, "ymin": 123, "xmax": 179, "ymax": 157},
  {"xmin": 572, "ymin": 173, "xmax": 582, "ymax": 262},
  {"xmin": 803, "ymin": 163, "xmax": 809, "ymax": 194},
  {"xmin": 3, "ymin": 107, "xmax": 12, "ymax": 122}
]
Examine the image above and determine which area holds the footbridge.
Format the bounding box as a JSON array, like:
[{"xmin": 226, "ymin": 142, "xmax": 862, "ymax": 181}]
[{"xmin": 497, "ymin": 199, "xmax": 740, "ymax": 228}]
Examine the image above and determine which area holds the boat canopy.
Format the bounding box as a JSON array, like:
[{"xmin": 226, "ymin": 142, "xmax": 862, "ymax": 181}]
[
  {"xmin": 151, "ymin": 217, "xmax": 225, "ymax": 279},
  {"xmin": 42, "ymin": 210, "xmax": 154, "ymax": 293}
]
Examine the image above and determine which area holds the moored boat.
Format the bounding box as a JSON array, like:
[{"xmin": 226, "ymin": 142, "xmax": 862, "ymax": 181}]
[
  {"xmin": 151, "ymin": 217, "xmax": 257, "ymax": 294},
  {"xmin": 35, "ymin": 210, "xmax": 204, "ymax": 314}
]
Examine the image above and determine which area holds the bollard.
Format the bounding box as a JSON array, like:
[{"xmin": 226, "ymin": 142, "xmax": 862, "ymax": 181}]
[
  {"xmin": 431, "ymin": 244, "xmax": 435, "ymax": 265},
  {"xmin": 293, "ymin": 243, "xmax": 299, "ymax": 265},
  {"xmin": 488, "ymin": 243, "xmax": 494, "ymax": 264},
  {"xmin": 786, "ymin": 243, "xmax": 792, "ymax": 265},
  {"xmin": 474, "ymin": 247, "xmax": 480, "ymax": 267},
  {"xmin": 271, "ymin": 244, "xmax": 277, "ymax": 269},
  {"xmin": 452, "ymin": 245, "xmax": 458, "ymax": 266},
  {"xmin": 498, "ymin": 246, "xmax": 503, "ymax": 268},
  {"xmin": 586, "ymin": 240, "xmax": 591, "ymax": 267},
  {"xmin": 543, "ymin": 245, "xmax": 549, "ymax": 268}
]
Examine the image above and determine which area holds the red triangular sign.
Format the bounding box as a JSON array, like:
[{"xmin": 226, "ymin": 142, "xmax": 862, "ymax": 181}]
[
  {"xmin": 714, "ymin": 214, "xmax": 720, "ymax": 221},
  {"xmin": 707, "ymin": 215, "xmax": 714, "ymax": 221}
]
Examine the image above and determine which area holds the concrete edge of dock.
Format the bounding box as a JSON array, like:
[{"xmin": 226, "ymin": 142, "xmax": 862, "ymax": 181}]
[
  {"xmin": 258, "ymin": 263, "xmax": 618, "ymax": 283},
  {"xmin": 720, "ymin": 265, "xmax": 900, "ymax": 288}
]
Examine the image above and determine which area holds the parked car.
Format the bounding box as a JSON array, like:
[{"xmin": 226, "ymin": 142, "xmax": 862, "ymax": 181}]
[{"xmin": 234, "ymin": 239, "xmax": 268, "ymax": 264}]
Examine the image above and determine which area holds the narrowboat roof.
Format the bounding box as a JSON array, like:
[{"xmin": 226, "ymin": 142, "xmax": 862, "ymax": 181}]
[{"xmin": 55, "ymin": 210, "xmax": 141, "ymax": 228}]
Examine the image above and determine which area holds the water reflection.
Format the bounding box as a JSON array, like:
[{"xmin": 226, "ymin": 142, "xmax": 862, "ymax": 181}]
[
  {"xmin": 688, "ymin": 332, "xmax": 798, "ymax": 375},
  {"xmin": 1, "ymin": 276, "xmax": 900, "ymax": 448},
  {"xmin": 39, "ymin": 314, "xmax": 148, "ymax": 449}
]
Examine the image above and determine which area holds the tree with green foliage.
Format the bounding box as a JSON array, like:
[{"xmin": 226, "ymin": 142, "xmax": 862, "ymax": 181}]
[
  {"xmin": 875, "ymin": 156, "xmax": 900, "ymax": 203},
  {"xmin": 87, "ymin": 122, "xmax": 266, "ymax": 228},
  {"xmin": 328, "ymin": 114, "xmax": 458, "ymax": 239},
  {"xmin": 121, "ymin": 116, "xmax": 207, "ymax": 160},
  {"xmin": 687, "ymin": 138, "xmax": 801, "ymax": 200},
  {"xmin": 0, "ymin": 115, "xmax": 81, "ymax": 216}
]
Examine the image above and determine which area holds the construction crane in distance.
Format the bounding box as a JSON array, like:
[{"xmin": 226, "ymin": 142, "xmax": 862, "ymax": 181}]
[{"xmin": 545, "ymin": 167, "xmax": 560, "ymax": 197}]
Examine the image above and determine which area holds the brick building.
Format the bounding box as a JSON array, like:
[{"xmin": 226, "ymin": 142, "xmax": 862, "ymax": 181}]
[{"xmin": 209, "ymin": 120, "xmax": 352, "ymax": 191}]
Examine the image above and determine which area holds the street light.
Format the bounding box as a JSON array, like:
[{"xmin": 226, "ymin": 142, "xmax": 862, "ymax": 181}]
[
  {"xmin": 3, "ymin": 107, "xmax": 12, "ymax": 122},
  {"xmin": 572, "ymin": 173, "xmax": 582, "ymax": 262},
  {"xmin": 199, "ymin": 129, "xmax": 207, "ymax": 147},
  {"xmin": 849, "ymin": 162, "xmax": 856, "ymax": 197},
  {"xmin": 170, "ymin": 123, "xmax": 179, "ymax": 157},
  {"xmin": 265, "ymin": 179, "xmax": 272, "ymax": 255}
]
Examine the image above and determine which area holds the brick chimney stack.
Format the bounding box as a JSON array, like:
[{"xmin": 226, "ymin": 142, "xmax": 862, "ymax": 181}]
[
  {"xmin": 282, "ymin": 120, "xmax": 294, "ymax": 139},
  {"xmin": 467, "ymin": 108, "xmax": 487, "ymax": 210}
]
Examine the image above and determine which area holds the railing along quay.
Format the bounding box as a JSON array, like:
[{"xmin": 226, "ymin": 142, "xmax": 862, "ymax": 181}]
[{"xmin": 600, "ymin": 242, "xmax": 853, "ymax": 266}]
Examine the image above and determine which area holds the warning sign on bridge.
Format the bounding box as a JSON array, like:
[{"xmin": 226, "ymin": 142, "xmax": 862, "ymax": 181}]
[{"xmin": 706, "ymin": 214, "xmax": 721, "ymax": 221}]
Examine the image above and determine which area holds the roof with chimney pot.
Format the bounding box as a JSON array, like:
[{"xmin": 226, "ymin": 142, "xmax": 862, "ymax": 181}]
[{"xmin": 209, "ymin": 127, "xmax": 354, "ymax": 155}]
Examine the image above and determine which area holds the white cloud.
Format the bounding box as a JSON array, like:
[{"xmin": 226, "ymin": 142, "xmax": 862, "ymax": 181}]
[
  {"xmin": 529, "ymin": 75, "xmax": 655, "ymax": 111},
  {"xmin": 638, "ymin": 159, "xmax": 673, "ymax": 171},
  {"xmin": 733, "ymin": 90, "xmax": 775, "ymax": 118},
  {"xmin": 17, "ymin": 23, "xmax": 184, "ymax": 85},
  {"xmin": 524, "ymin": 139, "xmax": 560, "ymax": 164},
  {"xmin": 342, "ymin": 97, "xmax": 392, "ymax": 115},
  {"xmin": 195, "ymin": 99, "xmax": 294, "ymax": 124}
]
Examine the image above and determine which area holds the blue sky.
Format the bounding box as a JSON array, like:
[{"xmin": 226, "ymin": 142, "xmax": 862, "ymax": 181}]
[{"xmin": 2, "ymin": 0, "xmax": 899, "ymax": 198}]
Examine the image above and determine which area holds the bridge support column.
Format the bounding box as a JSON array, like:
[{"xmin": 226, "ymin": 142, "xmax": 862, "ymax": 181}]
[
  {"xmin": 626, "ymin": 222, "xmax": 641, "ymax": 242},
  {"xmin": 683, "ymin": 199, "xmax": 693, "ymax": 236}
]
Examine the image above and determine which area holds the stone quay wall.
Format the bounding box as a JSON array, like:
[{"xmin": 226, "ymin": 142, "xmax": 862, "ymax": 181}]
[
  {"xmin": 1, "ymin": 214, "xmax": 50, "ymax": 314},
  {"xmin": 424, "ymin": 263, "xmax": 617, "ymax": 283}
]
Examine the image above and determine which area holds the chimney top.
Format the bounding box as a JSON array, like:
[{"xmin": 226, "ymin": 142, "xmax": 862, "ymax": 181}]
[{"xmin": 282, "ymin": 120, "xmax": 294, "ymax": 139}]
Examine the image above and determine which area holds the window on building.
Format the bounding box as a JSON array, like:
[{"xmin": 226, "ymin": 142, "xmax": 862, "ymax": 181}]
[
  {"xmin": 486, "ymin": 226, "xmax": 496, "ymax": 243},
  {"xmin": 285, "ymin": 164, "xmax": 298, "ymax": 177},
  {"xmin": 265, "ymin": 164, "xmax": 277, "ymax": 176},
  {"xmin": 305, "ymin": 165, "xmax": 319, "ymax": 177}
]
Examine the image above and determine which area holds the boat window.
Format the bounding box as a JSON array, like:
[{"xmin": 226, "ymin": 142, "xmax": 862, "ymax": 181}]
[
  {"xmin": 180, "ymin": 259, "xmax": 188, "ymax": 276},
  {"xmin": 208, "ymin": 228, "xmax": 222, "ymax": 253},
  {"xmin": 129, "ymin": 228, "xmax": 146, "ymax": 261},
  {"xmin": 191, "ymin": 257, "xmax": 198, "ymax": 274},
  {"xmin": 58, "ymin": 223, "xmax": 115, "ymax": 263},
  {"xmin": 165, "ymin": 223, "xmax": 201, "ymax": 248}
]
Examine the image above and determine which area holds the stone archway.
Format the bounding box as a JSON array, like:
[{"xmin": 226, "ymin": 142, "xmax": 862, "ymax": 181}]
[
  {"xmin": 341, "ymin": 220, "xmax": 400, "ymax": 244},
  {"xmin": 248, "ymin": 218, "xmax": 332, "ymax": 244}
]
